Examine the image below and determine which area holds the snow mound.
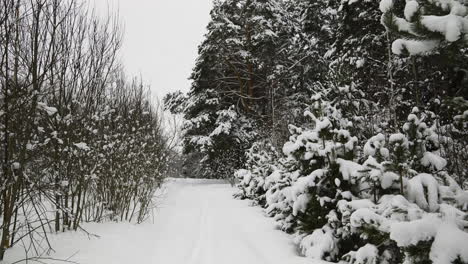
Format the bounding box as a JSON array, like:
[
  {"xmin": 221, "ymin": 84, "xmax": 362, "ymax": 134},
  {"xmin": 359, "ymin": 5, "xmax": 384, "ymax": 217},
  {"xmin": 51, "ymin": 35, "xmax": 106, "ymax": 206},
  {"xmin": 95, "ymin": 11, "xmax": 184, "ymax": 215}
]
[{"xmin": 430, "ymin": 222, "xmax": 468, "ymax": 264}]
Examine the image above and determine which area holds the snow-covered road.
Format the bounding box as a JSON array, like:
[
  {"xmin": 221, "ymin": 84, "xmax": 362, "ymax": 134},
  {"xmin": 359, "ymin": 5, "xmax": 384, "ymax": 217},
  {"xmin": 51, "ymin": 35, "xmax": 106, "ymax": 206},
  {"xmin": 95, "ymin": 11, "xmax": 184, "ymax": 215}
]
[
  {"xmin": 6, "ymin": 179, "xmax": 326, "ymax": 264},
  {"xmin": 149, "ymin": 179, "xmax": 319, "ymax": 264}
]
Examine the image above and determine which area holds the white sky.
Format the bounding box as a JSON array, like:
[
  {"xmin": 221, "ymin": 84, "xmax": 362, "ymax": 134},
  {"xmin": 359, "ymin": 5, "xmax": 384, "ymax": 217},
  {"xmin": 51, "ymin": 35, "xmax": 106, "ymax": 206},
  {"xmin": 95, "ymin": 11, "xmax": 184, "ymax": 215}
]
[{"xmin": 93, "ymin": 0, "xmax": 213, "ymax": 99}]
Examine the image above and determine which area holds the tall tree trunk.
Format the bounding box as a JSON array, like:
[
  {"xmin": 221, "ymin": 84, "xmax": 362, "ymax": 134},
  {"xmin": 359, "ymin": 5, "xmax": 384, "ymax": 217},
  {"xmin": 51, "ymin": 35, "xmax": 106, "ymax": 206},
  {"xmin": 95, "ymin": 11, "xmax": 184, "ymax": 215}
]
[{"xmin": 0, "ymin": 6, "xmax": 12, "ymax": 259}]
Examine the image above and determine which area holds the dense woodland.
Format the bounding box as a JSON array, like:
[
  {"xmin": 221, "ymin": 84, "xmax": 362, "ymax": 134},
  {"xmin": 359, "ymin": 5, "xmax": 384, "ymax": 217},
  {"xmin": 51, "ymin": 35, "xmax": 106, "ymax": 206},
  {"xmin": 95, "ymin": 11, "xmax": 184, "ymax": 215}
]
[
  {"xmin": 0, "ymin": 0, "xmax": 171, "ymax": 261},
  {"xmin": 0, "ymin": 0, "xmax": 467, "ymax": 262},
  {"xmin": 166, "ymin": 0, "xmax": 468, "ymax": 263}
]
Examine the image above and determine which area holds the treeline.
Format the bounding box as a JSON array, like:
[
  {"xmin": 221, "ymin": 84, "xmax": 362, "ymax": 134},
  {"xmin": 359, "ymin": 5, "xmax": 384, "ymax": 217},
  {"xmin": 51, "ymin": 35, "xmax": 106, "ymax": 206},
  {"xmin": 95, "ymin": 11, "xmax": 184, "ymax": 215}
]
[
  {"xmin": 1, "ymin": 0, "xmax": 169, "ymax": 260},
  {"xmin": 166, "ymin": 0, "xmax": 468, "ymax": 262},
  {"xmin": 166, "ymin": 0, "xmax": 467, "ymax": 180}
]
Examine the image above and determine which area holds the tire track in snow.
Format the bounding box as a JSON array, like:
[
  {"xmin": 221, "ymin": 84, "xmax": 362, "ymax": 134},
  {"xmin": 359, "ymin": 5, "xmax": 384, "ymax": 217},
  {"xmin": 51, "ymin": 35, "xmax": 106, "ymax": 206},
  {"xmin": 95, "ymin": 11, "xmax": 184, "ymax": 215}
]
[
  {"xmin": 186, "ymin": 187, "xmax": 214, "ymax": 264},
  {"xmin": 185, "ymin": 207, "xmax": 205, "ymax": 264},
  {"xmin": 152, "ymin": 180, "xmax": 327, "ymax": 264}
]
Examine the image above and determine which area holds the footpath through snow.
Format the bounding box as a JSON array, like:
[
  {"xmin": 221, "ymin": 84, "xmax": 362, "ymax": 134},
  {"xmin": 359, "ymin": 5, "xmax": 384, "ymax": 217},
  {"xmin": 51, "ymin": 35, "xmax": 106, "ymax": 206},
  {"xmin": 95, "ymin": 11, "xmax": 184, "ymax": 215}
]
[{"xmin": 5, "ymin": 178, "xmax": 327, "ymax": 264}]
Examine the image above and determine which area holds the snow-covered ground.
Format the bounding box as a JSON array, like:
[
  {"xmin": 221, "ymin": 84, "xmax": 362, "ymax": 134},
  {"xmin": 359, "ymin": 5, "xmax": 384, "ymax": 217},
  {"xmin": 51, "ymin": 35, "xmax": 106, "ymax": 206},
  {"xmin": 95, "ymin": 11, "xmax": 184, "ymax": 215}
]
[{"xmin": 4, "ymin": 178, "xmax": 327, "ymax": 264}]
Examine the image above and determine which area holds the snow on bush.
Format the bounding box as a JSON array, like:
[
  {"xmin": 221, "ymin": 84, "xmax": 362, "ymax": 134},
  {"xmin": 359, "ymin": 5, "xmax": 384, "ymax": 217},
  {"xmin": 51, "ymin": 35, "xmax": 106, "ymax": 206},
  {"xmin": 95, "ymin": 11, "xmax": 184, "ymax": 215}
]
[
  {"xmin": 235, "ymin": 141, "xmax": 279, "ymax": 204},
  {"xmin": 391, "ymin": 39, "xmax": 440, "ymax": 55},
  {"xmin": 404, "ymin": 1, "xmax": 419, "ymax": 21},
  {"xmin": 381, "ymin": 0, "xmax": 468, "ymax": 55},
  {"xmin": 299, "ymin": 226, "xmax": 338, "ymax": 259},
  {"xmin": 73, "ymin": 142, "xmax": 90, "ymax": 151},
  {"xmin": 430, "ymin": 222, "xmax": 468, "ymax": 264},
  {"xmin": 379, "ymin": 0, "xmax": 393, "ymax": 13},
  {"xmin": 235, "ymin": 97, "xmax": 468, "ymax": 264},
  {"xmin": 390, "ymin": 214, "xmax": 442, "ymax": 247},
  {"xmin": 406, "ymin": 173, "xmax": 439, "ymax": 212},
  {"xmin": 344, "ymin": 244, "xmax": 379, "ymax": 264}
]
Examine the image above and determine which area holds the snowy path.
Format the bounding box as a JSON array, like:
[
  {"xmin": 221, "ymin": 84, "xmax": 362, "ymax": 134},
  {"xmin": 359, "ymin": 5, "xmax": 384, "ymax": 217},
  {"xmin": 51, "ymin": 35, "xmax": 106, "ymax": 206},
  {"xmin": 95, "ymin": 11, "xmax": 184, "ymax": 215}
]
[{"xmin": 5, "ymin": 179, "xmax": 326, "ymax": 264}]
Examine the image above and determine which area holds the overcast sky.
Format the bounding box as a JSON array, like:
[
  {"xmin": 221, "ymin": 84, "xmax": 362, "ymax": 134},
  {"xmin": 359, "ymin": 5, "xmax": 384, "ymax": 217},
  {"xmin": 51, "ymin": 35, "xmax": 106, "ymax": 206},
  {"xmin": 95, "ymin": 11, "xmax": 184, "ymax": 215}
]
[{"xmin": 93, "ymin": 0, "xmax": 213, "ymax": 99}]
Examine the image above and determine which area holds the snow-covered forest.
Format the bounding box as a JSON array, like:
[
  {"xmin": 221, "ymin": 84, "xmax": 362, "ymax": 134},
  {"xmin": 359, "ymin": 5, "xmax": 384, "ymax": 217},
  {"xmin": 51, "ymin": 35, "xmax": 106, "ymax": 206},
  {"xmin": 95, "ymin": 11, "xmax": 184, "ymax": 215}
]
[
  {"xmin": 165, "ymin": 0, "xmax": 468, "ymax": 263},
  {"xmin": 1, "ymin": 0, "xmax": 467, "ymax": 263}
]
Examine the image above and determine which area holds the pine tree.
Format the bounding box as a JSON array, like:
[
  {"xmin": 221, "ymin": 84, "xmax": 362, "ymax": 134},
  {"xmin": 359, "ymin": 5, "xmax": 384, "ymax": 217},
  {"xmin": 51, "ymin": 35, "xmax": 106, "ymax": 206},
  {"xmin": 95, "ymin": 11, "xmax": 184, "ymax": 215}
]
[
  {"xmin": 380, "ymin": 0, "xmax": 468, "ymax": 104},
  {"xmin": 277, "ymin": 93, "xmax": 361, "ymax": 260},
  {"xmin": 172, "ymin": 0, "xmax": 298, "ymax": 178}
]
